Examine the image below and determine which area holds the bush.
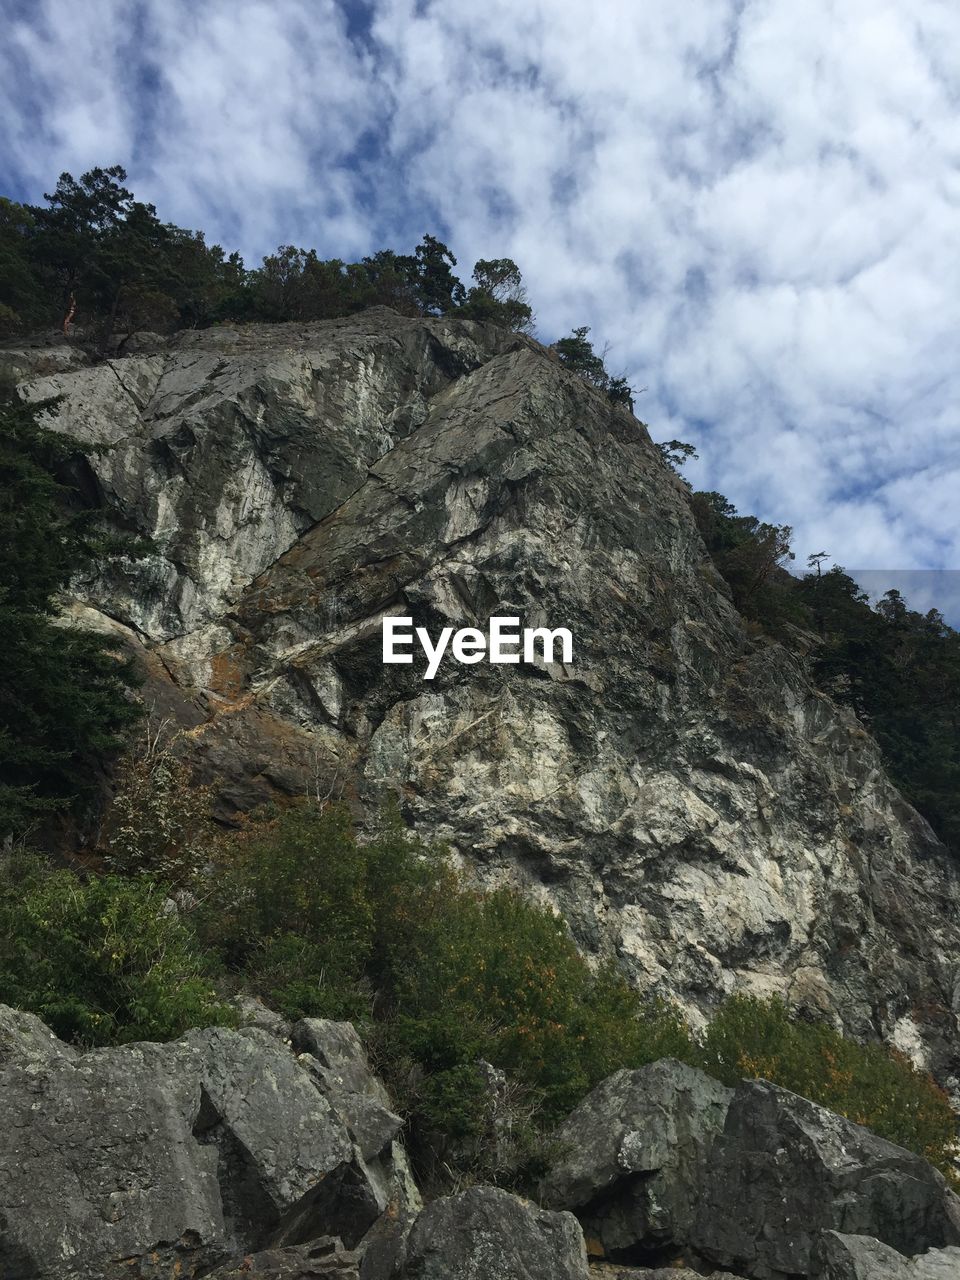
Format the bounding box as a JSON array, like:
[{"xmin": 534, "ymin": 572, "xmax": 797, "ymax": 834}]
[
  {"xmin": 204, "ymin": 802, "xmax": 374, "ymax": 1018},
  {"xmin": 699, "ymin": 994, "xmax": 956, "ymax": 1175},
  {"xmin": 378, "ymin": 882, "xmax": 694, "ymax": 1125},
  {"xmin": 101, "ymin": 736, "xmax": 213, "ymax": 886},
  {"xmin": 77, "ymin": 792, "xmax": 957, "ymax": 1183},
  {"xmin": 0, "ymin": 854, "xmax": 232, "ymax": 1046}
]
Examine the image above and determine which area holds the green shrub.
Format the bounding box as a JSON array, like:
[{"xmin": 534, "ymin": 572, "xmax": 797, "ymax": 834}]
[
  {"xmin": 699, "ymin": 995, "xmax": 956, "ymax": 1175},
  {"xmin": 206, "ymin": 802, "xmax": 373, "ymax": 1011},
  {"xmin": 375, "ymin": 878, "xmax": 694, "ymax": 1124},
  {"xmin": 101, "ymin": 739, "xmax": 213, "ymax": 886},
  {"xmin": 0, "ymin": 855, "xmax": 232, "ymax": 1045}
]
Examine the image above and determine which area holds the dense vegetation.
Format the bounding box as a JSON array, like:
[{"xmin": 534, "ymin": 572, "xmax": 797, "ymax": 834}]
[
  {"xmin": 0, "ymin": 165, "xmax": 537, "ymax": 344},
  {"xmin": 1, "ymin": 784, "xmax": 952, "ymax": 1182},
  {"xmin": 683, "ymin": 474, "xmax": 960, "ymax": 853},
  {"xmin": 0, "ymin": 392, "xmax": 140, "ymax": 838}
]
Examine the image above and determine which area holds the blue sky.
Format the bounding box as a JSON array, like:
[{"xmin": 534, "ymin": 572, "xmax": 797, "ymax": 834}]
[{"xmin": 2, "ymin": 0, "xmax": 959, "ymax": 605}]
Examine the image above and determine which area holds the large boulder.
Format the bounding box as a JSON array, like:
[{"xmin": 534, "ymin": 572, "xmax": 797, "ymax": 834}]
[
  {"xmin": 395, "ymin": 1185, "xmax": 589, "ymax": 1280},
  {"xmin": 0, "ymin": 1008, "xmax": 401, "ymax": 1279},
  {"xmin": 293, "ymin": 1019, "xmax": 405, "ymax": 1164},
  {"xmin": 811, "ymin": 1231, "xmax": 960, "ymax": 1278},
  {"xmin": 692, "ymin": 1079, "xmax": 960, "ymax": 1278},
  {"xmin": 540, "ymin": 1058, "xmax": 732, "ymax": 1259}
]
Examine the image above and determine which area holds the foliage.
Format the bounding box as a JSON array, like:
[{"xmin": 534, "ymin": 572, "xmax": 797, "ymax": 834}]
[
  {"xmin": 204, "ymin": 802, "xmax": 374, "ymax": 1018},
  {"xmin": 795, "ymin": 571, "xmax": 960, "ymax": 851},
  {"xmin": 0, "ymin": 853, "xmax": 232, "ymax": 1046},
  {"xmin": 691, "ymin": 489, "xmax": 803, "ymax": 628},
  {"xmin": 699, "ymin": 995, "xmax": 956, "ymax": 1175},
  {"xmin": 687, "ymin": 478, "xmax": 960, "ymax": 854},
  {"xmin": 461, "ymin": 258, "xmax": 534, "ymax": 332},
  {"xmin": 101, "ymin": 730, "xmax": 213, "ymax": 886},
  {"xmin": 553, "ymin": 325, "xmax": 635, "ymax": 409},
  {"xmin": 199, "ymin": 803, "xmax": 692, "ymax": 1146},
  {"xmin": 1, "ymin": 164, "xmax": 538, "ymax": 343},
  {"xmin": 0, "ymin": 394, "xmax": 141, "ymax": 839},
  {"xmin": 656, "ymin": 438, "xmax": 699, "ymax": 472}
]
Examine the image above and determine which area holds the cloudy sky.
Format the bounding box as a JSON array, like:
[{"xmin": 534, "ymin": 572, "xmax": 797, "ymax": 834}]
[{"xmin": 2, "ymin": 0, "xmax": 959, "ymax": 593}]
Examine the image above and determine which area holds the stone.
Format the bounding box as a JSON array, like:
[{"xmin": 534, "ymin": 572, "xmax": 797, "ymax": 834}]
[
  {"xmin": 540, "ymin": 1058, "xmax": 732, "ymax": 1259},
  {"xmin": 812, "ymin": 1231, "xmax": 960, "ymax": 1278},
  {"xmin": 293, "ymin": 1019, "xmax": 404, "ymax": 1163},
  {"xmin": 205, "ymin": 1236, "xmax": 359, "ymax": 1279},
  {"xmin": 692, "ymin": 1079, "xmax": 960, "ymax": 1278},
  {"xmin": 395, "ymin": 1185, "xmax": 589, "ymax": 1280},
  {"xmin": 0, "ymin": 1008, "xmax": 398, "ymax": 1279}
]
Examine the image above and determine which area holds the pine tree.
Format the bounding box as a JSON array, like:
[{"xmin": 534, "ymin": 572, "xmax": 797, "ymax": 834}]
[{"xmin": 0, "ymin": 392, "xmax": 141, "ymax": 838}]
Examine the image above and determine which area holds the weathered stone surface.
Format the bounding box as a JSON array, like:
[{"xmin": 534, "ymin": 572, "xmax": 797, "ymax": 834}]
[
  {"xmin": 692, "ymin": 1080, "xmax": 960, "ymax": 1278},
  {"xmin": 540, "ymin": 1058, "xmax": 732, "ymax": 1258},
  {"xmin": 18, "ymin": 309, "xmax": 960, "ymax": 1080},
  {"xmin": 0, "ymin": 1009, "xmax": 394, "ymax": 1279},
  {"xmin": 206, "ymin": 1236, "xmax": 360, "ymax": 1279},
  {"xmin": 396, "ymin": 1185, "xmax": 589, "ymax": 1280},
  {"xmin": 811, "ymin": 1231, "xmax": 960, "ymax": 1278},
  {"xmin": 293, "ymin": 1019, "xmax": 404, "ymax": 1163}
]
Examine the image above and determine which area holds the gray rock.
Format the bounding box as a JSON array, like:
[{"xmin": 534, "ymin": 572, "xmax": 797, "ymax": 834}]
[
  {"xmin": 692, "ymin": 1080, "xmax": 960, "ymax": 1278},
  {"xmin": 290, "ymin": 1018, "xmax": 420, "ymax": 1256},
  {"xmin": 540, "ymin": 1058, "xmax": 732, "ymax": 1257},
  {"xmin": 205, "ymin": 1236, "xmax": 359, "ymax": 1279},
  {"xmin": 293, "ymin": 1017, "xmax": 411, "ymax": 1174},
  {"xmin": 229, "ymin": 994, "xmax": 293, "ymax": 1040},
  {"xmin": 396, "ymin": 1185, "xmax": 589, "ymax": 1280},
  {"xmin": 812, "ymin": 1231, "xmax": 960, "ymax": 1278},
  {"xmin": 0, "ymin": 1003, "xmax": 75, "ymax": 1067},
  {"xmin": 0, "ymin": 1008, "xmax": 399, "ymax": 1279},
  {"xmin": 21, "ymin": 308, "xmax": 960, "ymax": 1083}
]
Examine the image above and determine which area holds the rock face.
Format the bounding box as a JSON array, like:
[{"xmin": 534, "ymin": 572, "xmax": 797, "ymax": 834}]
[
  {"xmin": 692, "ymin": 1079, "xmax": 960, "ymax": 1277},
  {"xmin": 395, "ymin": 1185, "xmax": 589, "ymax": 1280},
  {"xmin": 14, "ymin": 309, "xmax": 960, "ymax": 1077},
  {"xmin": 0, "ymin": 1007, "xmax": 407, "ymax": 1280},
  {"xmin": 811, "ymin": 1232, "xmax": 960, "ymax": 1279},
  {"xmin": 540, "ymin": 1058, "xmax": 732, "ymax": 1259}
]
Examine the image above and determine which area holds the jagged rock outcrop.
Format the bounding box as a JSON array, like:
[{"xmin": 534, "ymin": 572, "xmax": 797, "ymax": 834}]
[
  {"xmin": 691, "ymin": 1079, "xmax": 960, "ymax": 1277},
  {"xmin": 540, "ymin": 1058, "xmax": 732, "ymax": 1259},
  {"xmin": 811, "ymin": 1232, "xmax": 960, "ymax": 1279},
  {"xmin": 395, "ymin": 1185, "xmax": 589, "ymax": 1280},
  {"xmin": 12, "ymin": 309, "xmax": 960, "ymax": 1079},
  {"xmin": 0, "ymin": 1006, "xmax": 409, "ymax": 1279}
]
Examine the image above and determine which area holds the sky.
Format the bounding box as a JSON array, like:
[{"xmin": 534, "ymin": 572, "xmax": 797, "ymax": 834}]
[{"xmin": 2, "ymin": 0, "xmax": 959, "ymax": 601}]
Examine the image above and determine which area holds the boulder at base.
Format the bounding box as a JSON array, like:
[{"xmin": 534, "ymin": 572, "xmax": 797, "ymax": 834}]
[
  {"xmin": 692, "ymin": 1079, "xmax": 960, "ymax": 1277},
  {"xmin": 0, "ymin": 1007, "xmax": 398, "ymax": 1279},
  {"xmin": 539, "ymin": 1058, "xmax": 732, "ymax": 1260},
  {"xmin": 395, "ymin": 1185, "xmax": 589, "ymax": 1280},
  {"xmin": 811, "ymin": 1231, "xmax": 960, "ymax": 1279}
]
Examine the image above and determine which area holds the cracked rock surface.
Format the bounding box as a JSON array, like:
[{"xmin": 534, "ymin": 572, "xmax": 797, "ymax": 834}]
[
  {"xmin": 14, "ymin": 308, "xmax": 960, "ymax": 1081},
  {"xmin": 0, "ymin": 1005, "xmax": 410, "ymax": 1279}
]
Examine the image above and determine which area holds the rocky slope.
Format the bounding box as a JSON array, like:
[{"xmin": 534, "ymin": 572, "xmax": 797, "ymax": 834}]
[
  {"xmin": 7, "ymin": 309, "xmax": 960, "ymax": 1082},
  {"xmin": 2, "ymin": 1004, "xmax": 959, "ymax": 1279}
]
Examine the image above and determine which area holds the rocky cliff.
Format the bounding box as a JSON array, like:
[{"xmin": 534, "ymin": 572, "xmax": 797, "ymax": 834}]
[{"xmin": 8, "ymin": 308, "xmax": 960, "ymax": 1083}]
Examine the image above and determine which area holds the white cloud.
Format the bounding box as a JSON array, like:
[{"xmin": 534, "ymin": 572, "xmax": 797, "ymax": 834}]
[{"xmin": 1, "ymin": 0, "xmax": 959, "ymax": 582}]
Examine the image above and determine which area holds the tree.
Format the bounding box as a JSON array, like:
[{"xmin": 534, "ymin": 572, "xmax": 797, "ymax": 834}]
[
  {"xmin": 554, "ymin": 326, "xmax": 636, "ymax": 409},
  {"xmin": 657, "ymin": 439, "xmax": 699, "ymax": 472},
  {"xmin": 462, "ymin": 258, "xmax": 534, "ymax": 331},
  {"xmin": 411, "ymin": 234, "xmax": 465, "ymax": 315},
  {"xmin": 0, "ymin": 393, "xmax": 140, "ymax": 838},
  {"xmin": 0, "ymin": 199, "xmax": 44, "ymax": 335}
]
